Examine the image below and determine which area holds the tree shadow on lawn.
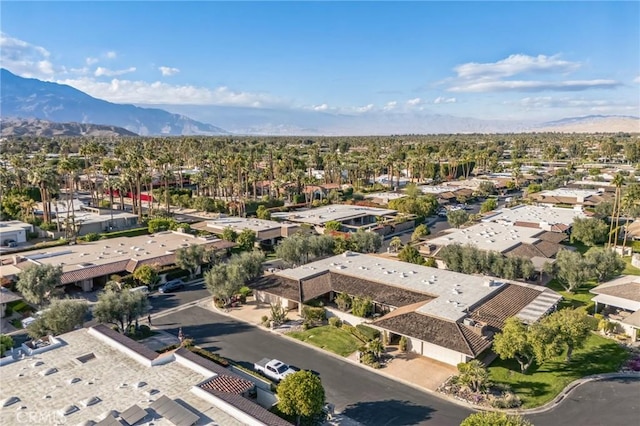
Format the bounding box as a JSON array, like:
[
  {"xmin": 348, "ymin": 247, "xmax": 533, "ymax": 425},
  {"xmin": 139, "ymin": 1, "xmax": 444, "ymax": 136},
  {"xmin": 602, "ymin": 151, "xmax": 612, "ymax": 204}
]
[
  {"xmin": 549, "ymin": 342, "xmax": 629, "ymax": 378},
  {"xmin": 341, "ymin": 399, "xmax": 435, "ymax": 426}
]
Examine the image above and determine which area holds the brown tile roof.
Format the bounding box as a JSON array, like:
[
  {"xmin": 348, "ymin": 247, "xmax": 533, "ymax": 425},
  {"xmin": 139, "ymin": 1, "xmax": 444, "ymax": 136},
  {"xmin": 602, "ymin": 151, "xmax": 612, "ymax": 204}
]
[
  {"xmin": 535, "ymin": 231, "xmax": 569, "ymax": 244},
  {"xmin": 250, "ymin": 275, "xmax": 301, "ymax": 302},
  {"xmin": 206, "ymin": 391, "xmax": 293, "ymax": 426},
  {"xmin": 90, "ymin": 324, "xmax": 159, "ymax": 361},
  {"xmin": 199, "ymin": 375, "xmax": 254, "ymax": 395},
  {"xmin": 373, "ymin": 312, "xmax": 491, "ymax": 356},
  {"xmin": 329, "ymin": 271, "xmax": 434, "ymax": 307},
  {"xmin": 533, "ymin": 241, "xmax": 562, "ymax": 258},
  {"xmin": 469, "ymin": 284, "xmax": 542, "ymax": 329},
  {"xmin": 61, "ymin": 260, "xmax": 130, "ymax": 284},
  {"xmin": 504, "ymin": 244, "xmax": 545, "ymax": 260},
  {"xmin": 551, "ymin": 223, "xmax": 571, "ymax": 232},
  {"xmin": 592, "ymin": 282, "xmax": 640, "ymax": 303},
  {"xmin": 301, "ymin": 272, "xmax": 332, "ymax": 301}
]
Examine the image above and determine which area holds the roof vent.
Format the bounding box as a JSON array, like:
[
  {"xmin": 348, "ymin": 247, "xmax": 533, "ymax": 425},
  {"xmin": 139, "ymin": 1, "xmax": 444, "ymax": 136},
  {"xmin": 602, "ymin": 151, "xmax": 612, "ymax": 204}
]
[
  {"xmin": 80, "ymin": 396, "xmax": 101, "ymax": 407},
  {"xmin": 1, "ymin": 397, "xmax": 20, "ymax": 407},
  {"xmin": 69, "ymin": 378, "xmax": 81, "ymax": 384},
  {"xmin": 40, "ymin": 367, "xmax": 58, "ymax": 376},
  {"xmin": 59, "ymin": 405, "xmax": 79, "ymax": 416}
]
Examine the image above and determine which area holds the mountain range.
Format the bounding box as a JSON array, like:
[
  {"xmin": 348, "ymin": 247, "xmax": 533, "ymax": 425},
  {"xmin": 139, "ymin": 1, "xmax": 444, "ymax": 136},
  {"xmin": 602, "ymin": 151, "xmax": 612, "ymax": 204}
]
[
  {"xmin": 1, "ymin": 68, "xmax": 638, "ymax": 136},
  {"xmin": 0, "ymin": 69, "xmax": 228, "ymax": 136},
  {"xmin": 0, "ymin": 117, "xmax": 138, "ymax": 137}
]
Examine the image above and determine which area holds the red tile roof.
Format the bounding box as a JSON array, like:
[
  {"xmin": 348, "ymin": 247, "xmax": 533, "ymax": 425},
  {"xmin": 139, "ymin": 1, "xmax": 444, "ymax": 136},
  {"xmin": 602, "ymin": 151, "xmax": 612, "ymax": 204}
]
[{"xmin": 199, "ymin": 375, "xmax": 254, "ymax": 395}]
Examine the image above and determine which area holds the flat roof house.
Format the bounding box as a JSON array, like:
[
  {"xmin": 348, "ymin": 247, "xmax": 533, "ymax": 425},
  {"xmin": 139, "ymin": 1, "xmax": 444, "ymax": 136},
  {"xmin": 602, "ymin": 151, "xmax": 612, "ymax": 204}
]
[
  {"xmin": 482, "ymin": 205, "xmax": 587, "ymax": 233},
  {"xmin": 0, "ymin": 220, "xmax": 33, "ymax": 246},
  {"xmin": 1, "ymin": 231, "xmax": 234, "ymax": 292},
  {"xmin": 591, "ymin": 275, "xmax": 640, "ymax": 342},
  {"xmin": 251, "ymin": 252, "xmax": 561, "ymax": 366},
  {"xmin": 0, "ymin": 325, "xmax": 291, "ymax": 425},
  {"xmin": 423, "ymin": 221, "xmax": 568, "ymax": 269},
  {"xmin": 528, "ymin": 188, "xmax": 612, "ymax": 207},
  {"xmin": 204, "ymin": 217, "xmax": 301, "ymax": 246},
  {"xmin": 273, "ymin": 204, "xmax": 400, "ymax": 233}
]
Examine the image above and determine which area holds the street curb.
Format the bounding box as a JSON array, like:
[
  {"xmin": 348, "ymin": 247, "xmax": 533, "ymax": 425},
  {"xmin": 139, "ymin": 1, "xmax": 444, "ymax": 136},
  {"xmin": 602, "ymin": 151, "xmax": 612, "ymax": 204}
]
[
  {"xmin": 206, "ymin": 301, "xmax": 479, "ymax": 411},
  {"xmin": 187, "ymin": 301, "xmax": 640, "ymax": 414},
  {"xmin": 511, "ymin": 372, "xmax": 640, "ymax": 415}
]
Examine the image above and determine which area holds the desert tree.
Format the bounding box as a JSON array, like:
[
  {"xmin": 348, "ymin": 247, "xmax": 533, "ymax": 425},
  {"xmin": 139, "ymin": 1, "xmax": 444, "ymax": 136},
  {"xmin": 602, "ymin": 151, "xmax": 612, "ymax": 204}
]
[{"xmin": 16, "ymin": 264, "xmax": 62, "ymax": 306}]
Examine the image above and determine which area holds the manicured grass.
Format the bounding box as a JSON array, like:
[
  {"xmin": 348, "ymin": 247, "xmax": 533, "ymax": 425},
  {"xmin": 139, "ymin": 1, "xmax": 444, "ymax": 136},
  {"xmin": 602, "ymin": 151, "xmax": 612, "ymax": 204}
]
[
  {"xmin": 622, "ymin": 257, "xmax": 640, "ymax": 276},
  {"xmin": 547, "ymin": 279, "xmax": 598, "ymax": 309},
  {"xmin": 564, "ymin": 240, "xmax": 591, "ymax": 255},
  {"xmin": 6, "ymin": 300, "xmax": 31, "ymax": 314},
  {"xmin": 489, "ymin": 333, "xmax": 629, "ymax": 408},
  {"xmin": 288, "ymin": 325, "xmax": 360, "ymax": 357}
]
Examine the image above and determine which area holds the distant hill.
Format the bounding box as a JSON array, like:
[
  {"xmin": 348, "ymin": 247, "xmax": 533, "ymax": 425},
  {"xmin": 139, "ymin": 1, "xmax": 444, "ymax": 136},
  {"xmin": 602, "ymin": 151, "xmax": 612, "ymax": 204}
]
[
  {"xmin": 0, "ymin": 69, "xmax": 229, "ymax": 136},
  {"xmin": 0, "ymin": 117, "xmax": 139, "ymax": 137},
  {"xmin": 534, "ymin": 115, "xmax": 640, "ymax": 133}
]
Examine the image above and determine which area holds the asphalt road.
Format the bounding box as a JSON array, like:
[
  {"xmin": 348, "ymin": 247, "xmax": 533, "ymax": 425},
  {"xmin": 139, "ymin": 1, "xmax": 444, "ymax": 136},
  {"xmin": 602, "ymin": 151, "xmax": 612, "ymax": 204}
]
[
  {"xmin": 153, "ymin": 305, "xmax": 473, "ymax": 426},
  {"xmin": 528, "ymin": 377, "xmax": 640, "ymax": 426}
]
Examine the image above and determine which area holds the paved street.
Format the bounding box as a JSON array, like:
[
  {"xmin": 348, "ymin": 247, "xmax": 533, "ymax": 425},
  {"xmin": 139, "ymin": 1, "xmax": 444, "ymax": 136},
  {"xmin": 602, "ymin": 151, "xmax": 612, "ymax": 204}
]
[
  {"xmin": 154, "ymin": 305, "xmax": 473, "ymax": 426},
  {"xmin": 528, "ymin": 377, "xmax": 640, "ymax": 426}
]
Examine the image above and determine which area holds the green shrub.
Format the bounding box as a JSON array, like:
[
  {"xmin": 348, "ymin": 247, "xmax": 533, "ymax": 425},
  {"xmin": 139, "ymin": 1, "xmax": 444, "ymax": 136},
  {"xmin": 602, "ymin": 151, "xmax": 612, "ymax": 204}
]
[
  {"xmin": 328, "ymin": 317, "xmax": 342, "ymax": 328},
  {"xmin": 399, "ymin": 336, "xmax": 408, "ymax": 352},
  {"xmin": 585, "ymin": 315, "xmax": 600, "ymax": 331},
  {"xmin": 351, "ymin": 296, "xmax": 373, "ymax": 318},
  {"xmin": 261, "ymin": 315, "xmax": 269, "ymax": 325},
  {"xmin": 341, "ymin": 324, "xmax": 358, "ymax": 337},
  {"xmin": 191, "ymin": 346, "xmax": 229, "ymax": 367},
  {"xmin": 335, "ymin": 293, "xmax": 352, "ymax": 311},
  {"xmin": 302, "ymin": 306, "xmax": 326, "ymax": 325},
  {"xmin": 355, "ymin": 324, "xmax": 380, "ymax": 342},
  {"xmin": 239, "ymin": 286, "xmax": 252, "ymax": 297},
  {"xmin": 82, "ymin": 232, "xmax": 101, "ymax": 242}
]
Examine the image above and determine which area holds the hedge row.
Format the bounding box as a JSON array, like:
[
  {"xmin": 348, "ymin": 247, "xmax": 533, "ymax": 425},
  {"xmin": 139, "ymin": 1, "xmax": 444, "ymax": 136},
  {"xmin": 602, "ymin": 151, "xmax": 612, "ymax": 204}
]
[
  {"xmin": 98, "ymin": 227, "xmax": 150, "ymax": 239},
  {"xmin": 356, "ymin": 324, "xmax": 381, "ymax": 341}
]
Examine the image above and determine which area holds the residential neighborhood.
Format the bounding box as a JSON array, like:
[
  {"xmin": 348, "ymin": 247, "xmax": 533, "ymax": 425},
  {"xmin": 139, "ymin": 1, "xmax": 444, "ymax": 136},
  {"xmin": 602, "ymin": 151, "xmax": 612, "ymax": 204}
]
[{"xmin": 1, "ymin": 133, "xmax": 639, "ymax": 426}]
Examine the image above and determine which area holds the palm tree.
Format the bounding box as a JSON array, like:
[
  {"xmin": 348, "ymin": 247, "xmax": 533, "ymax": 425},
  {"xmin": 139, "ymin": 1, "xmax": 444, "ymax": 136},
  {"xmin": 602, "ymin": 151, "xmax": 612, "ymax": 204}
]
[{"xmin": 608, "ymin": 173, "xmax": 625, "ymax": 249}]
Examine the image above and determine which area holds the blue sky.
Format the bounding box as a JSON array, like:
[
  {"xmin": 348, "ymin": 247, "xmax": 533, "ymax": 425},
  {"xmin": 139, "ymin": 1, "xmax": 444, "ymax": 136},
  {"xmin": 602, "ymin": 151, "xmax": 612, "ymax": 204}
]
[{"xmin": 1, "ymin": 1, "xmax": 639, "ymax": 121}]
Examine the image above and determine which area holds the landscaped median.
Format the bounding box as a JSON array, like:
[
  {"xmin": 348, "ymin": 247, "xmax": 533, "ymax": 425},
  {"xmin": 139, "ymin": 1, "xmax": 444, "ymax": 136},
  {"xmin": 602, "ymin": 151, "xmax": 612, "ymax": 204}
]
[
  {"xmin": 287, "ymin": 325, "xmax": 361, "ymax": 357},
  {"xmin": 488, "ymin": 333, "xmax": 630, "ymax": 408}
]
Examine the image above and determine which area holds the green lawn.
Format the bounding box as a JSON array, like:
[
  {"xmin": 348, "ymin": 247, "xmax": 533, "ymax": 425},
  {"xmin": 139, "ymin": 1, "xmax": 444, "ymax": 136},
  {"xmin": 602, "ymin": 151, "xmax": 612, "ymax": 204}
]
[
  {"xmin": 287, "ymin": 325, "xmax": 360, "ymax": 357},
  {"xmin": 547, "ymin": 279, "xmax": 598, "ymax": 309},
  {"xmin": 622, "ymin": 257, "xmax": 640, "ymax": 276},
  {"xmin": 489, "ymin": 333, "xmax": 629, "ymax": 408}
]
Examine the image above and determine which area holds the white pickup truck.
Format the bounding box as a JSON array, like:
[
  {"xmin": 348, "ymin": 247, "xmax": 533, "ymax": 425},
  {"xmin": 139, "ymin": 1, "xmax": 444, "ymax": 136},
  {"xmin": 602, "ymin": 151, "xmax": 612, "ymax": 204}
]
[{"xmin": 254, "ymin": 358, "xmax": 298, "ymax": 382}]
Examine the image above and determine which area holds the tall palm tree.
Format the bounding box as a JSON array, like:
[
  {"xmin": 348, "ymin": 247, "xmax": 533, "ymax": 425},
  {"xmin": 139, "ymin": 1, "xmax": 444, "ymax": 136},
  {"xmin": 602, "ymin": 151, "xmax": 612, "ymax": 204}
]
[{"xmin": 607, "ymin": 173, "xmax": 625, "ymax": 249}]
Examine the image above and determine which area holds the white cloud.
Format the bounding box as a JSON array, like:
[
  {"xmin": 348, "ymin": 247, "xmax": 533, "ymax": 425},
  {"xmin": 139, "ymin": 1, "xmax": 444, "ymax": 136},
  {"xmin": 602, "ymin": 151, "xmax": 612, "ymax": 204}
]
[
  {"xmin": 355, "ymin": 104, "xmax": 375, "ymax": 113},
  {"xmin": 454, "ymin": 54, "xmax": 580, "ymax": 79},
  {"xmin": 94, "ymin": 66, "xmax": 137, "ymax": 77},
  {"xmin": 0, "ymin": 32, "xmax": 55, "ymax": 79},
  {"xmin": 383, "ymin": 101, "xmax": 397, "ymax": 111},
  {"xmin": 56, "ymin": 77, "xmax": 287, "ymax": 107},
  {"xmin": 434, "ymin": 96, "xmax": 456, "ymax": 104},
  {"xmin": 634, "ymin": 75, "xmax": 640, "ymax": 84},
  {"xmin": 518, "ymin": 96, "xmax": 635, "ymax": 110},
  {"xmin": 159, "ymin": 66, "xmax": 180, "ymax": 76},
  {"xmin": 86, "ymin": 57, "xmax": 98, "ymax": 65},
  {"xmin": 312, "ymin": 103, "xmax": 330, "ymax": 111},
  {"xmin": 449, "ymin": 79, "xmax": 620, "ymax": 93},
  {"xmin": 406, "ymin": 97, "xmax": 422, "ymax": 106},
  {"xmin": 105, "ymin": 51, "xmax": 117, "ymax": 59}
]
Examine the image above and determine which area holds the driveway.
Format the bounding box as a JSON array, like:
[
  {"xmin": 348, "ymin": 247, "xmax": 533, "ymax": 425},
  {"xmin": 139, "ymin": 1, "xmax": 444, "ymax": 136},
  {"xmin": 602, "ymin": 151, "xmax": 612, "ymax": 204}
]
[{"xmin": 153, "ymin": 305, "xmax": 472, "ymax": 426}]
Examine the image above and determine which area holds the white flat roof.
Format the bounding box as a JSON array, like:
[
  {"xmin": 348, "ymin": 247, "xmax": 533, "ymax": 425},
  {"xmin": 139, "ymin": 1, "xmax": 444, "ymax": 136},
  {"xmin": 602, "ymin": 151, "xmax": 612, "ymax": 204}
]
[
  {"xmin": 482, "ymin": 205, "xmax": 586, "ymax": 227},
  {"xmin": 0, "ymin": 221, "xmax": 32, "ymax": 233},
  {"xmin": 282, "ymin": 204, "xmax": 397, "ymax": 225},
  {"xmin": 206, "ymin": 216, "xmax": 296, "ymax": 233},
  {"xmin": 0, "ymin": 329, "xmax": 244, "ymax": 425},
  {"xmin": 276, "ymin": 252, "xmax": 506, "ymax": 321},
  {"xmin": 67, "ymin": 210, "xmax": 138, "ymax": 226},
  {"xmin": 538, "ymin": 188, "xmax": 600, "ymax": 198},
  {"xmin": 428, "ymin": 222, "xmax": 543, "ymax": 253},
  {"xmin": 364, "ymin": 192, "xmax": 407, "ymax": 200},
  {"xmin": 418, "ymin": 186, "xmax": 454, "ymax": 194},
  {"xmin": 2, "ymin": 231, "xmax": 221, "ymax": 277}
]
